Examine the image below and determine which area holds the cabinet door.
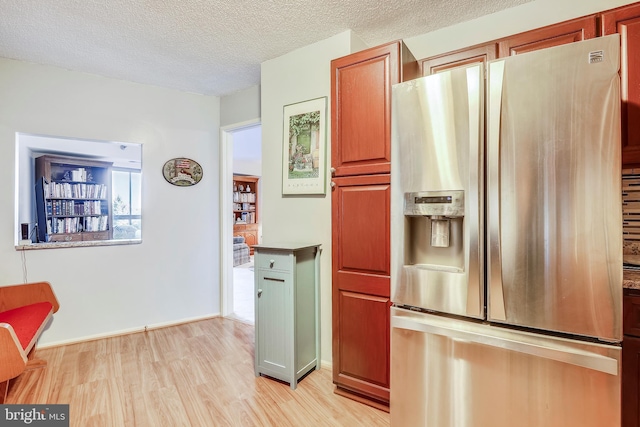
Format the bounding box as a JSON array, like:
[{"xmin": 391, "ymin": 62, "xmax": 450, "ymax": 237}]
[
  {"xmin": 420, "ymin": 42, "xmax": 498, "ymax": 76},
  {"xmin": 331, "ymin": 174, "xmax": 391, "ymax": 405},
  {"xmin": 331, "ymin": 42, "xmax": 404, "ymax": 177},
  {"xmin": 255, "ymin": 269, "xmax": 292, "ymax": 381},
  {"xmin": 243, "ymin": 230, "xmax": 257, "ymax": 247},
  {"xmin": 623, "ymin": 336, "xmax": 640, "ymax": 427},
  {"xmin": 498, "ymin": 15, "xmax": 597, "ymax": 57},
  {"xmin": 602, "ymin": 4, "xmax": 640, "ymax": 167}
]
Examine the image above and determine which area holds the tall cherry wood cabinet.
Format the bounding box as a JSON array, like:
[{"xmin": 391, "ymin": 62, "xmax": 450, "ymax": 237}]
[
  {"xmin": 602, "ymin": 3, "xmax": 640, "ymax": 167},
  {"xmin": 330, "ymin": 40, "xmax": 418, "ymax": 409}
]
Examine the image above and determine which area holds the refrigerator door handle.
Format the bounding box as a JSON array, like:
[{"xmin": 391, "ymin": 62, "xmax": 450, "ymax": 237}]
[
  {"xmin": 487, "ymin": 59, "xmax": 506, "ymax": 321},
  {"xmin": 392, "ymin": 315, "xmax": 618, "ymax": 376}
]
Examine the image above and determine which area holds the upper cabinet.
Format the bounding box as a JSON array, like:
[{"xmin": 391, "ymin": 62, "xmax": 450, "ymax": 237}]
[
  {"xmin": 418, "ymin": 16, "xmax": 597, "ymax": 77},
  {"xmin": 331, "ymin": 41, "xmax": 419, "ymax": 177},
  {"xmin": 420, "ymin": 42, "xmax": 498, "ymax": 76},
  {"xmin": 602, "ymin": 3, "xmax": 640, "ymax": 167},
  {"xmin": 498, "ymin": 15, "xmax": 598, "ymax": 57}
]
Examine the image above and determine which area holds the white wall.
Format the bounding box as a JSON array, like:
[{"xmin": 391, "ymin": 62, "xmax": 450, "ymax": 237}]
[
  {"xmin": 0, "ymin": 58, "xmax": 221, "ymax": 346},
  {"xmin": 260, "ymin": 30, "xmax": 366, "ymax": 365},
  {"xmin": 232, "ymin": 125, "xmax": 262, "ymax": 177},
  {"xmin": 404, "ymin": 0, "xmax": 638, "ymax": 59},
  {"xmin": 220, "ymin": 85, "xmax": 261, "ymax": 127}
]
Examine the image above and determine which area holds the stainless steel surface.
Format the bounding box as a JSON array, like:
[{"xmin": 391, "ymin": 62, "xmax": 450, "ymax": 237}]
[
  {"xmin": 390, "ymin": 307, "xmax": 621, "ymax": 427},
  {"xmin": 403, "ymin": 190, "xmax": 464, "ymax": 217},
  {"xmin": 390, "ymin": 36, "xmax": 624, "ymax": 427},
  {"xmin": 391, "ymin": 64, "xmax": 483, "ymax": 318},
  {"xmin": 486, "ymin": 35, "xmax": 622, "ymax": 341},
  {"xmin": 392, "ymin": 312, "xmax": 617, "ymax": 375}
]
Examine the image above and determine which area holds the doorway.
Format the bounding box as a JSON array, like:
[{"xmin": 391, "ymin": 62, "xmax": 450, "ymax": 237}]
[{"xmin": 220, "ymin": 120, "xmax": 261, "ymax": 324}]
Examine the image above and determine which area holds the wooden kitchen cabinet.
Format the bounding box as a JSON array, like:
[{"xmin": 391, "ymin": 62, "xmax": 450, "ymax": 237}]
[
  {"xmin": 331, "ymin": 40, "xmax": 416, "ymax": 409},
  {"xmin": 419, "ymin": 41, "xmax": 498, "ymax": 76},
  {"xmin": 623, "ymin": 290, "xmax": 640, "ymax": 427},
  {"xmin": 331, "ymin": 41, "xmax": 418, "ymax": 178},
  {"xmin": 623, "ymin": 335, "xmax": 640, "ymax": 427},
  {"xmin": 498, "ymin": 15, "xmax": 598, "ymax": 57},
  {"xmin": 331, "ymin": 174, "xmax": 391, "ymax": 408},
  {"xmin": 419, "ymin": 14, "xmax": 597, "ymax": 78},
  {"xmin": 254, "ymin": 243, "xmax": 321, "ymax": 390},
  {"xmin": 602, "ymin": 3, "xmax": 640, "ymax": 167}
]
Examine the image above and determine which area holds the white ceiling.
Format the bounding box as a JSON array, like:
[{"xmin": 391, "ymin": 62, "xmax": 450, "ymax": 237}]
[{"xmin": 0, "ymin": 0, "xmax": 531, "ymax": 97}]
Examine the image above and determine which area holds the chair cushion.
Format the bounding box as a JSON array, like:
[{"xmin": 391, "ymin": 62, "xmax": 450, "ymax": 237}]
[{"xmin": 0, "ymin": 302, "xmax": 53, "ymax": 350}]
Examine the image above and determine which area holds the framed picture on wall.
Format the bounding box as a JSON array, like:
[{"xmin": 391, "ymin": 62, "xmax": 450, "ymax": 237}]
[{"xmin": 282, "ymin": 96, "xmax": 327, "ymax": 195}]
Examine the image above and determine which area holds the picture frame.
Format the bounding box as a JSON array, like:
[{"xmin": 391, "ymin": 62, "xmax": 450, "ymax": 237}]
[{"xmin": 282, "ymin": 96, "xmax": 327, "ymax": 195}]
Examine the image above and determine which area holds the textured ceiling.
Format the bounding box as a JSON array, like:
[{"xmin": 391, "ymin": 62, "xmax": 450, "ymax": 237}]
[{"xmin": 0, "ymin": 0, "xmax": 531, "ymax": 97}]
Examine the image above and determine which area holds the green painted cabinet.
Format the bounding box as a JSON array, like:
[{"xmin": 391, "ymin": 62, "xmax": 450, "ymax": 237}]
[{"xmin": 254, "ymin": 243, "xmax": 321, "ymax": 389}]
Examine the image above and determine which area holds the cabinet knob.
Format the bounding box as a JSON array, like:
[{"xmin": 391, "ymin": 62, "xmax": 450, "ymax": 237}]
[
  {"xmin": 257, "ymin": 289, "xmax": 262, "ymax": 297},
  {"xmin": 330, "ymin": 167, "xmax": 336, "ymax": 175},
  {"xmin": 269, "ymin": 260, "xmax": 275, "ymax": 268},
  {"xmin": 330, "ymin": 182, "xmax": 336, "ymax": 189}
]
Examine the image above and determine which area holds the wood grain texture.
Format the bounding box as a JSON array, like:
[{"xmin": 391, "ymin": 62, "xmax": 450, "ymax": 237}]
[
  {"xmin": 420, "ymin": 42, "xmax": 499, "ymax": 76},
  {"xmin": 4, "ymin": 317, "xmax": 389, "ymax": 427},
  {"xmin": 0, "ymin": 281, "xmax": 60, "ymax": 313},
  {"xmin": 497, "ymin": 15, "xmax": 598, "ymax": 57},
  {"xmin": 331, "ymin": 41, "xmax": 413, "ymax": 177},
  {"xmin": 0, "ymin": 282, "xmax": 58, "ymax": 391},
  {"xmin": 622, "ymin": 335, "xmax": 640, "ymax": 427},
  {"xmin": 331, "ymin": 174, "xmax": 391, "ymax": 406},
  {"xmin": 602, "ymin": 2, "xmax": 640, "ymax": 168}
]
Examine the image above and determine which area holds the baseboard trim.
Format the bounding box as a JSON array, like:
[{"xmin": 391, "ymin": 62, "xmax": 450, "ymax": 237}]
[
  {"xmin": 38, "ymin": 313, "xmax": 222, "ymax": 349},
  {"xmin": 334, "ymin": 387, "xmax": 390, "ymax": 413}
]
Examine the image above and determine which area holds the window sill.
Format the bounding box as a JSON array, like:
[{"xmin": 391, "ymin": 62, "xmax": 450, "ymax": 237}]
[{"xmin": 15, "ymin": 239, "xmax": 142, "ymax": 250}]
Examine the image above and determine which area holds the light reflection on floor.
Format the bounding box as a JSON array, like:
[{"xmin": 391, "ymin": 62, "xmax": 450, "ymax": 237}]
[{"xmin": 232, "ymin": 258, "xmax": 254, "ymax": 324}]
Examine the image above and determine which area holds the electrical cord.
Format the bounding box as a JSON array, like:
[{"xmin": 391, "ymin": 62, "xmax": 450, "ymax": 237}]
[{"xmin": 21, "ymin": 248, "xmax": 28, "ymax": 283}]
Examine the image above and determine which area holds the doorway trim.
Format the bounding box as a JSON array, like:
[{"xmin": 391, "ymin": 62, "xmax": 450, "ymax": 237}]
[{"xmin": 220, "ymin": 118, "xmax": 261, "ymax": 318}]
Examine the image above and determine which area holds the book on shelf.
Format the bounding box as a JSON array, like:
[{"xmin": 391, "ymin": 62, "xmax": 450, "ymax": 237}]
[
  {"xmin": 233, "ymin": 191, "xmax": 256, "ymax": 203},
  {"xmin": 46, "ymin": 182, "xmax": 107, "ymax": 199}
]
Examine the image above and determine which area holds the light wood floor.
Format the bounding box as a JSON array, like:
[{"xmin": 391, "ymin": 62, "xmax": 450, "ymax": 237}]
[{"xmin": 5, "ymin": 317, "xmax": 390, "ymax": 427}]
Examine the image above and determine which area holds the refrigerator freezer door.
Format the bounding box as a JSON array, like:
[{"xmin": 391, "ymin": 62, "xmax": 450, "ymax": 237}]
[
  {"xmin": 391, "ymin": 64, "xmax": 483, "ymax": 318},
  {"xmin": 390, "ymin": 307, "xmax": 621, "ymax": 427},
  {"xmin": 486, "ymin": 35, "xmax": 622, "ymax": 341}
]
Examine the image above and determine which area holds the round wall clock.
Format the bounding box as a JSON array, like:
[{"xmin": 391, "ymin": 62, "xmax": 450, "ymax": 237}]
[{"xmin": 162, "ymin": 157, "xmax": 203, "ymax": 186}]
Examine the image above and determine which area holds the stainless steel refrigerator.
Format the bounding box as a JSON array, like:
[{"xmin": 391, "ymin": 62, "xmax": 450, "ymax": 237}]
[{"xmin": 390, "ymin": 35, "xmax": 622, "ymax": 427}]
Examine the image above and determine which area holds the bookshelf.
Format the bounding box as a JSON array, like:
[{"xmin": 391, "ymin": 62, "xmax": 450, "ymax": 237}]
[
  {"xmin": 35, "ymin": 155, "xmax": 113, "ymax": 243},
  {"xmin": 233, "ymin": 175, "xmax": 259, "ymax": 254}
]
